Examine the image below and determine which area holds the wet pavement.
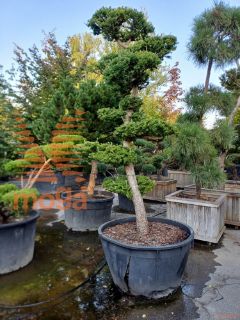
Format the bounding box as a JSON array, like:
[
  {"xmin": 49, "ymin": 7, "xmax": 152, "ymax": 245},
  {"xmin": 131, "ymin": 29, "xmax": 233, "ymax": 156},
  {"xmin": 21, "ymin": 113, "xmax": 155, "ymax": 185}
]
[{"xmin": 0, "ymin": 194, "xmax": 240, "ymax": 320}]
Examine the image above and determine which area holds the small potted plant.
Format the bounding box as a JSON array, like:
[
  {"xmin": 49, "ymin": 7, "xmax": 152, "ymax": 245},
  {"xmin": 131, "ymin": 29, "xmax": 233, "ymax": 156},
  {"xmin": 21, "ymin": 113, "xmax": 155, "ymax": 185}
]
[
  {"xmin": 88, "ymin": 7, "xmax": 194, "ymax": 298},
  {"xmin": 166, "ymin": 123, "xmax": 226, "ymax": 243},
  {"xmin": 0, "ymin": 183, "xmax": 39, "ymax": 274},
  {"xmin": 62, "ymin": 141, "xmax": 114, "ymax": 231},
  {"xmin": 103, "ymin": 175, "xmax": 155, "ymax": 212}
]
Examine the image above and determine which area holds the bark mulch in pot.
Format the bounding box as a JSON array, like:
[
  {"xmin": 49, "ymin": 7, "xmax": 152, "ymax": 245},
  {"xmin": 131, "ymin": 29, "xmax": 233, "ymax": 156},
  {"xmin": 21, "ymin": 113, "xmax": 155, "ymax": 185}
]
[{"xmin": 103, "ymin": 222, "xmax": 188, "ymax": 246}]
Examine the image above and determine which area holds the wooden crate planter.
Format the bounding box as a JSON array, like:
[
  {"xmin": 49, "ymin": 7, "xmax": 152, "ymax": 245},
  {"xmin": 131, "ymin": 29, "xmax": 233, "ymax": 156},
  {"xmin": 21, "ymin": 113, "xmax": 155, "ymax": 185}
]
[
  {"xmin": 144, "ymin": 176, "xmax": 177, "ymax": 201},
  {"xmin": 185, "ymin": 184, "xmax": 240, "ymax": 227},
  {"xmin": 225, "ymin": 180, "xmax": 240, "ymax": 193},
  {"xmin": 166, "ymin": 190, "xmax": 226, "ymax": 243},
  {"xmin": 168, "ymin": 170, "xmax": 194, "ymax": 188}
]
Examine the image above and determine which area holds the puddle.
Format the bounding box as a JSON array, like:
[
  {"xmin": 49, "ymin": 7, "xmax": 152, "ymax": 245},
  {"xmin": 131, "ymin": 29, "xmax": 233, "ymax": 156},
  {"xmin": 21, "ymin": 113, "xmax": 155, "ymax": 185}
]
[
  {"xmin": 0, "ymin": 209, "xmax": 103, "ymax": 319},
  {"xmin": 0, "ymin": 203, "xmax": 220, "ymax": 320}
]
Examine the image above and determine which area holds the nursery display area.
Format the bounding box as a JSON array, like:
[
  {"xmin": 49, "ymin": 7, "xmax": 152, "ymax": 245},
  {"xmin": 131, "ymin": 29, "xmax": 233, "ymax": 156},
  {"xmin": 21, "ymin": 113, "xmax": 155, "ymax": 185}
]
[{"xmin": 0, "ymin": 2, "xmax": 240, "ymax": 320}]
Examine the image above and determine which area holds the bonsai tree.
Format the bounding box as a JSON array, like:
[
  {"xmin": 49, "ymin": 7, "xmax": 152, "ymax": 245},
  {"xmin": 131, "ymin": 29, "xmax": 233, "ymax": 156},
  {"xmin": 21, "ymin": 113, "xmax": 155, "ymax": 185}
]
[
  {"xmin": 4, "ymin": 134, "xmax": 85, "ymax": 188},
  {"xmin": 88, "ymin": 7, "xmax": 177, "ymax": 235},
  {"xmin": 43, "ymin": 136, "xmax": 110, "ymax": 198},
  {"xmin": 74, "ymin": 141, "xmax": 107, "ymax": 196},
  {"xmin": 166, "ymin": 123, "xmax": 225, "ymax": 198}
]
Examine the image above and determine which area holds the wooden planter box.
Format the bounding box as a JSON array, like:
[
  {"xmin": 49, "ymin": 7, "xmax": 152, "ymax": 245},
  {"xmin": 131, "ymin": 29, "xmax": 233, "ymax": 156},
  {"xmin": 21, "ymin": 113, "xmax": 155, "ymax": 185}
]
[
  {"xmin": 144, "ymin": 176, "xmax": 177, "ymax": 202},
  {"xmin": 225, "ymin": 180, "xmax": 240, "ymax": 193},
  {"xmin": 168, "ymin": 170, "xmax": 194, "ymax": 188},
  {"xmin": 166, "ymin": 190, "xmax": 226, "ymax": 243},
  {"xmin": 185, "ymin": 184, "xmax": 240, "ymax": 227}
]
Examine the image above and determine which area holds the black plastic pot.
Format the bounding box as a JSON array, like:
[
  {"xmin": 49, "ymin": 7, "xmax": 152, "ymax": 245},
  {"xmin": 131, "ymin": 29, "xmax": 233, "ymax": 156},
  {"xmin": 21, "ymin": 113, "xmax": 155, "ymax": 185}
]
[
  {"xmin": 55, "ymin": 171, "xmax": 65, "ymax": 188},
  {"xmin": 83, "ymin": 173, "xmax": 106, "ymax": 186},
  {"xmin": 0, "ymin": 211, "xmax": 39, "ymax": 275},
  {"xmin": 118, "ymin": 194, "xmax": 135, "ymax": 212},
  {"xmin": 62, "ymin": 191, "xmax": 114, "ymax": 231},
  {"xmin": 98, "ymin": 217, "xmax": 194, "ymax": 298},
  {"xmin": 30, "ymin": 171, "xmax": 65, "ymax": 194}
]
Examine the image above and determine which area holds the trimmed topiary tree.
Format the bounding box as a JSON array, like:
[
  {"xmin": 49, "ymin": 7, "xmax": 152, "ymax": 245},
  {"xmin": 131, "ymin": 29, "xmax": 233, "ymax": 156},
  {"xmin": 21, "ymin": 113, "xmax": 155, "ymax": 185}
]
[{"xmin": 88, "ymin": 7, "xmax": 177, "ymax": 235}]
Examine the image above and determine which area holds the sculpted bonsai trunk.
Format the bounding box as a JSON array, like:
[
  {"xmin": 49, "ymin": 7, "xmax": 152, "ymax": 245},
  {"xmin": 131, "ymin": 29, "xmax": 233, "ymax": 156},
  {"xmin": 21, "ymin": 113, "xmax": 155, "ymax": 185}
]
[
  {"xmin": 125, "ymin": 164, "xmax": 148, "ymax": 235},
  {"xmin": 124, "ymin": 86, "xmax": 149, "ymax": 236},
  {"xmin": 87, "ymin": 160, "xmax": 98, "ymax": 197}
]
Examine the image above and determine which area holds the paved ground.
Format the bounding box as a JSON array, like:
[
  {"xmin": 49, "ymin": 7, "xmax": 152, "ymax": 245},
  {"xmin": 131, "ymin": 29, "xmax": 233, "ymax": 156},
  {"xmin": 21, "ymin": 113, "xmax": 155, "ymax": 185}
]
[
  {"xmin": 104, "ymin": 196, "xmax": 240, "ymax": 320},
  {"xmin": 1, "ymin": 194, "xmax": 240, "ymax": 320},
  {"xmin": 195, "ymin": 228, "xmax": 240, "ymax": 320}
]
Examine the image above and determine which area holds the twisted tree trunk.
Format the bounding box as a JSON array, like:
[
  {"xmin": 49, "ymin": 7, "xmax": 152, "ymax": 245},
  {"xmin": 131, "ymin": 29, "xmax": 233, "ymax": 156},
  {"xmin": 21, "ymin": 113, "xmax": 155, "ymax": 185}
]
[
  {"xmin": 124, "ymin": 86, "xmax": 149, "ymax": 236},
  {"xmin": 87, "ymin": 160, "xmax": 98, "ymax": 197},
  {"xmin": 125, "ymin": 164, "xmax": 148, "ymax": 235}
]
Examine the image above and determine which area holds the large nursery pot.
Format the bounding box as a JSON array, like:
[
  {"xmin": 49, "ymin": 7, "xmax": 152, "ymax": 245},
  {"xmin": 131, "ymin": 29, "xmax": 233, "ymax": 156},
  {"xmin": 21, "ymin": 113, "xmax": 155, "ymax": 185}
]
[
  {"xmin": 83, "ymin": 173, "xmax": 106, "ymax": 186},
  {"xmin": 118, "ymin": 194, "xmax": 135, "ymax": 212},
  {"xmin": 166, "ymin": 190, "xmax": 226, "ymax": 243},
  {"xmin": 62, "ymin": 190, "xmax": 114, "ymax": 231},
  {"xmin": 0, "ymin": 210, "xmax": 39, "ymax": 275},
  {"xmin": 32, "ymin": 171, "xmax": 62, "ymax": 194},
  {"xmin": 63, "ymin": 170, "xmax": 87, "ymax": 188},
  {"xmin": 98, "ymin": 216, "xmax": 194, "ymax": 298},
  {"xmin": 26, "ymin": 170, "xmax": 65, "ymax": 194},
  {"xmin": 144, "ymin": 175, "xmax": 177, "ymax": 201}
]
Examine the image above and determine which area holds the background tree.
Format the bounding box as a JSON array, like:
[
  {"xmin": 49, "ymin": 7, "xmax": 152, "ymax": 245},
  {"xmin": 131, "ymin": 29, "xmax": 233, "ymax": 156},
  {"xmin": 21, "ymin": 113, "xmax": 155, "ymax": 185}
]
[
  {"xmin": 183, "ymin": 84, "xmax": 235, "ymax": 124},
  {"xmin": 188, "ymin": 2, "xmax": 240, "ymax": 93},
  {"xmin": 141, "ymin": 63, "xmax": 182, "ymax": 123},
  {"xmin": 220, "ymin": 67, "xmax": 240, "ymax": 126},
  {"xmin": 6, "ymin": 32, "xmax": 117, "ymax": 144},
  {"xmin": 217, "ymin": 66, "xmax": 240, "ymax": 171},
  {"xmin": 0, "ymin": 69, "xmax": 19, "ymax": 177},
  {"xmin": 182, "ymin": 81, "xmax": 237, "ymax": 170}
]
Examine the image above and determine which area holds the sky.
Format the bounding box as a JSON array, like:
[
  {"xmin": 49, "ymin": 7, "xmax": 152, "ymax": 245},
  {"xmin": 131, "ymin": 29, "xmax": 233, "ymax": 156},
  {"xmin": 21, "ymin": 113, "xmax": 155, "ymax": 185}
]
[{"xmin": 1, "ymin": 0, "xmax": 240, "ymax": 125}]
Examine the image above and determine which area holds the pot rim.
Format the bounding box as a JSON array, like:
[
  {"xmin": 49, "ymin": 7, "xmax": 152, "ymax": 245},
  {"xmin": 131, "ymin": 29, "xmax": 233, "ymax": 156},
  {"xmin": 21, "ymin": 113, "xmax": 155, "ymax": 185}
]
[
  {"xmin": 0, "ymin": 210, "xmax": 39, "ymax": 230},
  {"xmin": 62, "ymin": 190, "xmax": 114, "ymax": 203},
  {"xmin": 98, "ymin": 216, "xmax": 194, "ymax": 251}
]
